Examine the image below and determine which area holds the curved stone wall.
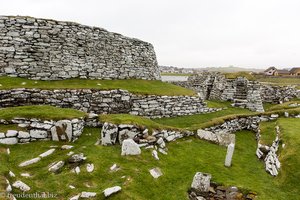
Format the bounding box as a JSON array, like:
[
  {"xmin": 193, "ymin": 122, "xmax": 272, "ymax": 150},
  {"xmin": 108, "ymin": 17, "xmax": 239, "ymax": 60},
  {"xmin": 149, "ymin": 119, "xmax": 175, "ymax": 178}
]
[
  {"xmin": 0, "ymin": 16, "xmax": 160, "ymax": 80},
  {"xmin": 0, "ymin": 88, "xmax": 215, "ymax": 118}
]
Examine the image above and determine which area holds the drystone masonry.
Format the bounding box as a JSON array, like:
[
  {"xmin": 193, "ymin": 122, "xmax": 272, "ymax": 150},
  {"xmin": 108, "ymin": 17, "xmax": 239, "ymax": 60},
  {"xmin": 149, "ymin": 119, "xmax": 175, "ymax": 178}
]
[
  {"xmin": 195, "ymin": 112, "xmax": 296, "ymax": 176},
  {"xmin": 170, "ymin": 72, "xmax": 300, "ymax": 112},
  {"xmin": 0, "ymin": 88, "xmax": 215, "ymax": 118},
  {"xmin": 0, "ymin": 16, "xmax": 160, "ymax": 80},
  {"xmin": 130, "ymin": 95, "xmax": 220, "ymax": 118},
  {"xmin": 0, "ymin": 117, "xmax": 84, "ymax": 144},
  {"xmin": 100, "ymin": 122, "xmax": 194, "ymax": 148}
]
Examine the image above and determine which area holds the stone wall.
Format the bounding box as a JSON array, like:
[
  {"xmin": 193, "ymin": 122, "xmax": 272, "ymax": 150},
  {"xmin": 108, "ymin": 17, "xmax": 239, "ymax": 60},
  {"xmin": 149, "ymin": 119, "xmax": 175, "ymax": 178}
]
[
  {"xmin": 0, "ymin": 88, "xmax": 213, "ymax": 118},
  {"xmin": 170, "ymin": 72, "xmax": 300, "ymax": 112},
  {"xmin": 0, "ymin": 117, "xmax": 84, "ymax": 144},
  {"xmin": 0, "ymin": 16, "xmax": 160, "ymax": 80},
  {"xmin": 130, "ymin": 95, "xmax": 219, "ymax": 118}
]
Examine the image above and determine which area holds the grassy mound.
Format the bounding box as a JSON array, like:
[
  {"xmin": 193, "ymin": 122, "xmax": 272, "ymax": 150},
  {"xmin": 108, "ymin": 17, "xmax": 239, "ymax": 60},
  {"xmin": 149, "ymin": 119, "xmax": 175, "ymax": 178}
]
[
  {"xmin": 0, "ymin": 105, "xmax": 86, "ymax": 120},
  {"xmin": 100, "ymin": 114, "xmax": 180, "ymax": 133},
  {"xmin": 0, "ymin": 77, "xmax": 196, "ymax": 96}
]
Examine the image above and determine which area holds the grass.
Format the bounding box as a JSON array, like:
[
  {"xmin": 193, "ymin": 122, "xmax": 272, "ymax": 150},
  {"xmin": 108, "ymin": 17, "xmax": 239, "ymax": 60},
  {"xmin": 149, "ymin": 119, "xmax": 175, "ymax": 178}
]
[
  {"xmin": 0, "ymin": 105, "xmax": 86, "ymax": 120},
  {"xmin": 259, "ymin": 121, "xmax": 277, "ymax": 145},
  {"xmin": 100, "ymin": 101, "xmax": 300, "ymax": 133},
  {"xmin": 0, "ymin": 124, "xmax": 25, "ymax": 133},
  {"xmin": 264, "ymin": 100, "xmax": 300, "ymax": 112},
  {"xmin": 0, "ymin": 76, "xmax": 196, "ymax": 96},
  {"xmin": 1, "ymin": 125, "xmax": 299, "ymax": 199},
  {"xmin": 153, "ymin": 101, "xmax": 254, "ymax": 130},
  {"xmin": 224, "ymin": 72, "xmax": 256, "ymax": 81},
  {"xmin": 257, "ymin": 77, "xmax": 300, "ymax": 87},
  {"xmin": 100, "ymin": 114, "xmax": 181, "ymax": 133},
  {"xmin": 161, "ymin": 73, "xmax": 193, "ymax": 76}
]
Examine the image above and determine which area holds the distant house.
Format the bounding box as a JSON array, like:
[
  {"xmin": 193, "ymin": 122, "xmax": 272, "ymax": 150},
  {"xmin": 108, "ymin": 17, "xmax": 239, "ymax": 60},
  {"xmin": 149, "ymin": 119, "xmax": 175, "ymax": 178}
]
[
  {"xmin": 264, "ymin": 67, "xmax": 277, "ymax": 76},
  {"xmin": 275, "ymin": 69, "xmax": 290, "ymax": 76},
  {"xmin": 290, "ymin": 68, "xmax": 300, "ymax": 76}
]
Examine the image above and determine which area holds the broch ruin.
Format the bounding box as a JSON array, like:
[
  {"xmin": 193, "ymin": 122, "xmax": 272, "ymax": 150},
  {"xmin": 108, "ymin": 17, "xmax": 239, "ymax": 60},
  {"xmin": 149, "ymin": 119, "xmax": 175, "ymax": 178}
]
[{"xmin": 0, "ymin": 16, "xmax": 300, "ymax": 200}]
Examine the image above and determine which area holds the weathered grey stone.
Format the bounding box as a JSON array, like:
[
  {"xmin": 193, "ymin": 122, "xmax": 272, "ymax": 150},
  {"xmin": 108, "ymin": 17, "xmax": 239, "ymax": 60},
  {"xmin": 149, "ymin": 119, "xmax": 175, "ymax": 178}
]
[
  {"xmin": 0, "ymin": 137, "xmax": 18, "ymax": 145},
  {"xmin": 48, "ymin": 161, "xmax": 65, "ymax": 173},
  {"xmin": 0, "ymin": 132, "xmax": 5, "ymax": 138},
  {"xmin": 191, "ymin": 172, "xmax": 211, "ymax": 193},
  {"xmin": 69, "ymin": 194, "xmax": 80, "ymax": 200},
  {"xmin": 152, "ymin": 150, "xmax": 159, "ymax": 160},
  {"xmin": 30, "ymin": 129, "xmax": 48, "ymax": 138},
  {"xmin": 68, "ymin": 153, "xmax": 86, "ymax": 163},
  {"xmin": 18, "ymin": 131, "xmax": 30, "ymax": 138},
  {"xmin": 103, "ymin": 186, "xmax": 121, "ymax": 197},
  {"xmin": 118, "ymin": 129, "xmax": 139, "ymax": 144},
  {"xmin": 19, "ymin": 157, "xmax": 41, "ymax": 167},
  {"xmin": 101, "ymin": 122, "xmax": 118, "ymax": 145},
  {"xmin": 80, "ymin": 192, "xmax": 96, "ymax": 198},
  {"xmin": 121, "ymin": 139, "xmax": 141, "ymax": 156},
  {"xmin": 224, "ymin": 143, "xmax": 235, "ymax": 167},
  {"xmin": 12, "ymin": 180, "xmax": 30, "ymax": 192},
  {"xmin": 51, "ymin": 120, "xmax": 72, "ymax": 141},
  {"xmin": 6, "ymin": 130, "xmax": 18, "ymax": 137},
  {"xmin": 86, "ymin": 163, "xmax": 94, "ymax": 173},
  {"xmin": 149, "ymin": 167, "xmax": 163, "ymax": 178},
  {"xmin": 61, "ymin": 145, "xmax": 74, "ymax": 150},
  {"xmin": 110, "ymin": 164, "xmax": 120, "ymax": 172},
  {"xmin": 39, "ymin": 149, "xmax": 55, "ymax": 158}
]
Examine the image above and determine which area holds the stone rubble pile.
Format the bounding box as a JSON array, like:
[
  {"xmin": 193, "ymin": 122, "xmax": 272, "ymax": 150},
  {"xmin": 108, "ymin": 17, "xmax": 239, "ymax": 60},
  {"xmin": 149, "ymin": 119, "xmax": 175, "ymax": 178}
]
[
  {"xmin": 188, "ymin": 172, "xmax": 256, "ymax": 200},
  {"xmin": 100, "ymin": 122, "xmax": 194, "ymax": 153},
  {"xmin": 256, "ymin": 125, "xmax": 281, "ymax": 176}
]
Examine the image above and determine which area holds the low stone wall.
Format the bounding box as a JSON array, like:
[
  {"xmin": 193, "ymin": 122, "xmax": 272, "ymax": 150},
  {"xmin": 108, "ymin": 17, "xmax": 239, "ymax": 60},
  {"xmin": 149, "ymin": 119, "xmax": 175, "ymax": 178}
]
[
  {"xmin": 196, "ymin": 113, "xmax": 290, "ymax": 176},
  {"xmin": 261, "ymin": 85, "xmax": 300, "ymax": 103},
  {"xmin": 0, "ymin": 117, "xmax": 84, "ymax": 144},
  {"xmin": 130, "ymin": 95, "xmax": 219, "ymax": 118},
  {"xmin": 100, "ymin": 122, "xmax": 194, "ymax": 148},
  {"xmin": 0, "ymin": 88, "xmax": 213, "ymax": 118}
]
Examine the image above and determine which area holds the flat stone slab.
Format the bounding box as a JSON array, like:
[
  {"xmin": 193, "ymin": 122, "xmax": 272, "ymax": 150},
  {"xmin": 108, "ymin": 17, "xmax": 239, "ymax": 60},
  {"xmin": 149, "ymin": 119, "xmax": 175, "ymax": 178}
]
[
  {"xmin": 48, "ymin": 161, "xmax": 65, "ymax": 173},
  {"xmin": 19, "ymin": 157, "xmax": 41, "ymax": 167},
  {"xmin": 12, "ymin": 180, "xmax": 30, "ymax": 192},
  {"xmin": 149, "ymin": 167, "xmax": 163, "ymax": 178},
  {"xmin": 39, "ymin": 149, "xmax": 55, "ymax": 158},
  {"xmin": 103, "ymin": 186, "xmax": 122, "ymax": 197},
  {"xmin": 0, "ymin": 137, "xmax": 18, "ymax": 145}
]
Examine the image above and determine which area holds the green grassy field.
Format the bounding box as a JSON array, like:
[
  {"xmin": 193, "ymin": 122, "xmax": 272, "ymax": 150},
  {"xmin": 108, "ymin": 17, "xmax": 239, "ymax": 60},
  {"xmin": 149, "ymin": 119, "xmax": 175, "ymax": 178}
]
[
  {"xmin": 0, "ymin": 105, "xmax": 86, "ymax": 120},
  {"xmin": 0, "ymin": 100, "xmax": 300, "ymax": 199},
  {"xmin": 224, "ymin": 72, "xmax": 256, "ymax": 81},
  {"xmin": 0, "ymin": 76, "xmax": 196, "ymax": 96},
  {"xmin": 257, "ymin": 77, "xmax": 300, "ymax": 87},
  {"xmin": 1, "ymin": 119, "xmax": 299, "ymax": 200},
  {"xmin": 161, "ymin": 73, "xmax": 193, "ymax": 76}
]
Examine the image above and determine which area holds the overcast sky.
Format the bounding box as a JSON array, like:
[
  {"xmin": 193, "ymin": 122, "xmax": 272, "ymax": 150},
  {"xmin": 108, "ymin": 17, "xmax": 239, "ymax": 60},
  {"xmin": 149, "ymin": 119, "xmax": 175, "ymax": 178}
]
[{"xmin": 1, "ymin": 0, "xmax": 300, "ymax": 69}]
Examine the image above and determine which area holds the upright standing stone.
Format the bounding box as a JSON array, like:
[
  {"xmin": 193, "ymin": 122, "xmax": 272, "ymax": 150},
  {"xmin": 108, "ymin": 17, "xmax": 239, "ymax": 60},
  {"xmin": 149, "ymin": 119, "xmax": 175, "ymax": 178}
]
[{"xmin": 225, "ymin": 143, "xmax": 235, "ymax": 167}]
